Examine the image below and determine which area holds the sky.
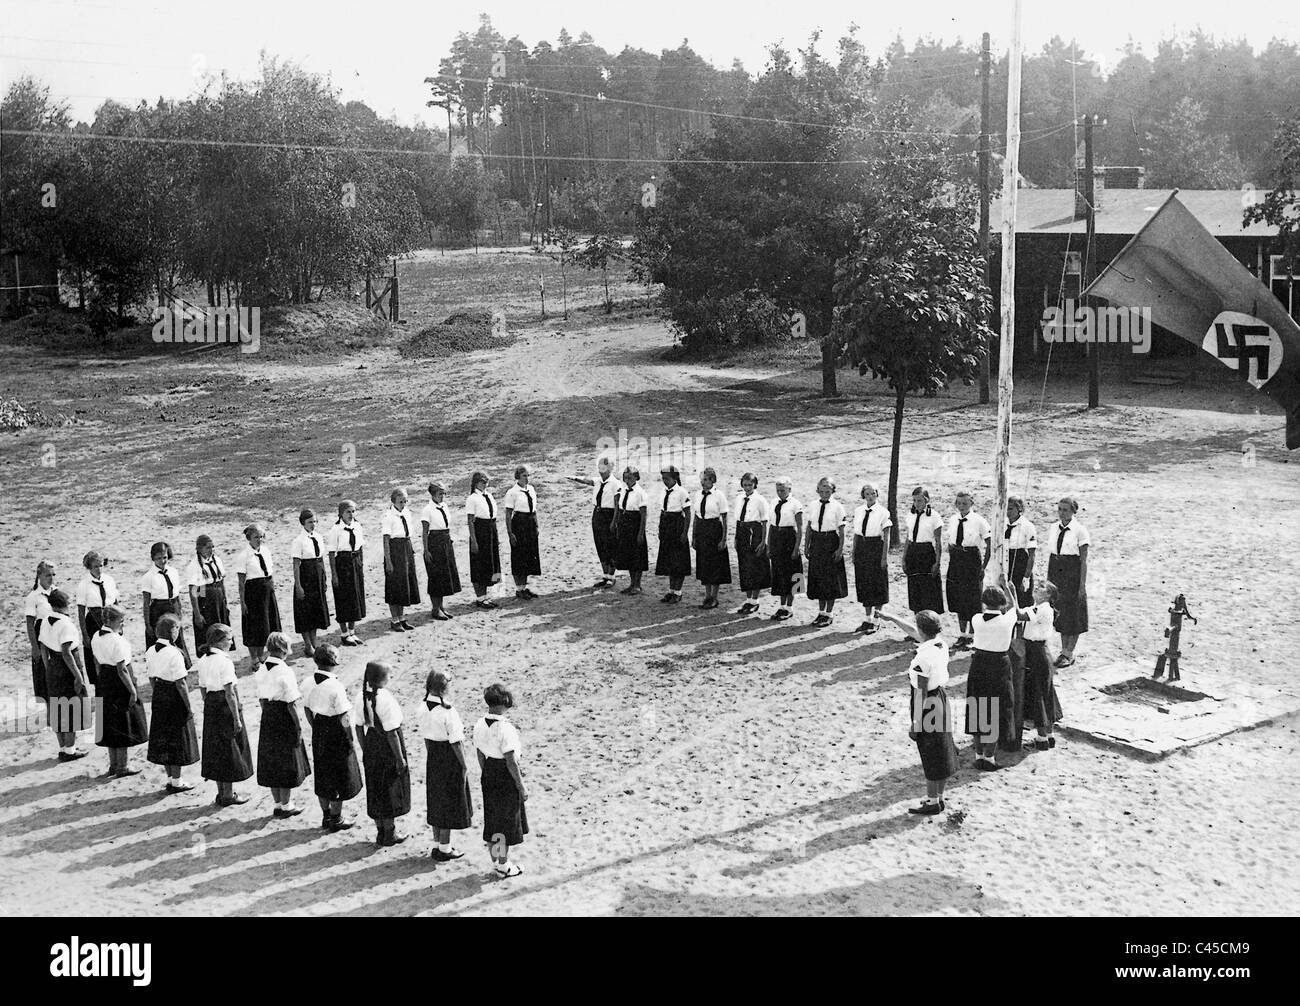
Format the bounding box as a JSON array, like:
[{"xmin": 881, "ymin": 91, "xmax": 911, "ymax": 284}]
[{"xmin": 2, "ymin": 0, "xmax": 1297, "ymax": 126}]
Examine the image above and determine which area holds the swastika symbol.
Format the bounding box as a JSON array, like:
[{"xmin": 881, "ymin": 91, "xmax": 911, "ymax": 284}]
[{"xmin": 1214, "ymin": 322, "xmax": 1272, "ymax": 384}]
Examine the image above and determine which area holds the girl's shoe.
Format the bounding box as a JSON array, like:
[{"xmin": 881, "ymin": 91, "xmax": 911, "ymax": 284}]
[
  {"xmin": 495, "ymin": 863, "xmax": 523, "ymax": 879},
  {"xmin": 1034, "ymin": 736, "xmax": 1056, "ymax": 750},
  {"xmin": 215, "ymin": 792, "xmax": 249, "ymax": 807},
  {"xmin": 390, "ymin": 620, "xmax": 406, "ymax": 632},
  {"xmin": 341, "ymin": 635, "xmax": 362, "ymax": 646},
  {"xmin": 400, "ymin": 620, "xmax": 415, "ymax": 631}
]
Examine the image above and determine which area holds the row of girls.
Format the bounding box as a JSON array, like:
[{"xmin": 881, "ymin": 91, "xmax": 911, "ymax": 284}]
[
  {"xmin": 22, "ymin": 600, "xmax": 530, "ymax": 877},
  {"xmin": 586, "ymin": 460, "xmax": 1091, "ymax": 663}
]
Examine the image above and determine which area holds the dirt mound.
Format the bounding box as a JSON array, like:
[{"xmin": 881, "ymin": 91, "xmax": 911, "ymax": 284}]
[
  {"xmin": 0, "ymin": 396, "xmax": 70, "ymax": 431},
  {"xmin": 399, "ymin": 309, "xmax": 515, "ymax": 358}
]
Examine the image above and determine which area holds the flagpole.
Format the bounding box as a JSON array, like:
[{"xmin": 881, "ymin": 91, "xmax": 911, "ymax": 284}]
[{"xmin": 993, "ymin": 0, "xmax": 1023, "ymax": 582}]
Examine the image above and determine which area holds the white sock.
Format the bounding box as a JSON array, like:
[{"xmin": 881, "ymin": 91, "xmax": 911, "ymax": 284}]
[
  {"xmin": 671, "ymin": 589, "xmax": 682, "ymax": 596},
  {"xmin": 494, "ymin": 861, "xmax": 508, "ymax": 873},
  {"xmin": 439, "ymin": 842, "xmax": 451, "ymax": 853}
]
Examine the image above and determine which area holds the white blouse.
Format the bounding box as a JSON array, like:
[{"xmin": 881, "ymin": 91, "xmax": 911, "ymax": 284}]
[
  {"xmin": 464, "ymin": 491, "xmax": 497, "ymax": 521},
  {"xmin": 695, "ymin": 488, "xmax": 728, "ymax": 520},
  {"xmin": 421, "ymin": 502, "xmax": 453, "ymax": 531},
  {"xmin": 658, "ymin": 484, "xmax": 691, "ymax": 513},
  {"xmin": 381, "ymin": 506, "xmax": 418, "ymax": 539},
  {"xmin": 187, "ymin": 556, "xmax": 227, "ymax": 588},
  {"xmin": 140, "ymin": 566, "xmax": 182, "ymax": 600},
  {"xmin": 854, "ymin": 503, "xmax": 892, "ymax": 538},
  {"xmin": 24, "ymin": 586, "xmax": 52, "ymax": 619},
  {"xmin": 1022, "ymin": 602, "xmax": 1055, "ymax": 642},
  {"xmin": 354, "ymin": 687, "xmax": 402, "ymax": 731},
  {"xmin": 1005, "ymin": 519, "xmax": 1037, "ymax": 551},
  {"xmin": 145, "ymin": 640, "xmax": 188, "ymax": 682},
  {"xmin": 616, "ymin": 484, "xmax": 647, "ymax": 511},
  {"xmin": 235, "ymin": 547, "xmax": 275, "ymax": 580},
  {"xmin": 972, "ymin": 609, "xmax": 1019, "ymax": 652},
  {"xmin": 908, "ymin": 637, "xmax": 950, "ymax": 689},
  {"xmin": 905, "ymin": 510, "xmax": 943, "ymax": 544},
  {"xmin": 770, "ymin": 497, "xmax": 803, "ymax": 528},
  {"xmin": 474, "ymin": 715, "xmax": 522, "ymax": 759},
  {"xmin": 194, "ymin": 652, "xmax": 238, "ymax": 691},
  {"xmin": 946, "ymin": 511, "xmax": 992, "ymax": 547},
  {"xmin": 734, "ymin": 491, "xmax": 769, "ymax": 523},
  {"xmin": 38, "ymin": 612, "xmax": 80, "ymax": 652},
  {"xmin": 502, "ymin": 484, "xmax": 537, "ymax": 514},
  {"xmin": 592, "ymin": 476, "xmax": 620, "ymax": 510},
  {"xmin": 255, "ymin": 658, "xmax": 301, "ymax": 702},
  {"xmin": 75, "ymin": 573, "xmax": 119, "ymax": 608},
  {"xmin": 1049, "ymin": 520, "xmax": 1091, "ymax": 556},
  {"xmin": 91, "ymin": 628, "xmax": 131, "ymax": 670},
  {"xmin": 305, "ymin": 672, "xmax": 350, "ymax": 717},
  {"xmin": 328, "ymin": 521, "xmax": 365, "ymax": 554},
  {"xmin": 291, "ymin": 531, "xmax": 327, "ymax": 561},
  {"xmin": 807, "ymin": 497, "xmax": 846, "ymax": 533},
  {"xmin": 419, "ymin": 700, "xmax": 465, "ymax": 743}
]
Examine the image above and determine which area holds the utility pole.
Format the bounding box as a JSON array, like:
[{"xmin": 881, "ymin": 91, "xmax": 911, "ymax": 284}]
[
  {"xmin": 541, "ymin": 100, "xmax": 551, "ymax": 236},
  {"xmin": 1083, "ymin": 113, "xmax": 1100, "ymax": 409},
  {"xmin": 978, "ymin": 31, "xmax": 992, "ymax": 405}
]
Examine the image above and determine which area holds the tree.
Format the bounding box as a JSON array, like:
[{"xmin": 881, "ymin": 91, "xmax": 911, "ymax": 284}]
[
  {"xmin": 545, "ymin": 226, "xmax": 580, "ymax": 318},
  {"xmin": 1145, "ymin": 97, "xmax": 1245, "ymax": 188},
  {"xmin": 574, "ymin": 233, "xmax": 624, "ymax": 312},
  {"xmin": 1246, "ymin": 112, "xmax": 1300, "ymax": 275},
  {"xmin": 833, "ymin": 102, "xmax": 993, "ymax": 547}
]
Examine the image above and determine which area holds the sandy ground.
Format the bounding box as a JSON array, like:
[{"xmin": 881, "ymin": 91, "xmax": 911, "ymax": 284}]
[{"xmin": 1, "ymin": 318, "xmax": 1297, "ymax": 916}]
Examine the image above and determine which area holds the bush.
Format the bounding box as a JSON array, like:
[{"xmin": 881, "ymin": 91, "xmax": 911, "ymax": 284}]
[
  {"xmin": 0, "ymin": 397, "xmax": 68, "ymax": 432},
  {"xmin": 399, "ymin": 309, "xmax": 515, "ymax": 358},
  {"xmin": 662, "ymin": 288, "xmax": 792, "ymax": 354}
]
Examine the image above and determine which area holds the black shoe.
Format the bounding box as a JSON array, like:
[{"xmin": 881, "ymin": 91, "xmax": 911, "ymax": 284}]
[
  {"xmin": 907, "ymin": 800, "xmax": 945, "ymax": 816},
  {"xmin": 340, "ymin": 635, "xmax": 362, "ymax": 646},
  {"xmin": 430, "ymin": 611, "xmax": 450, "ymax": 621},
  {"xmin": 666, "ymin": 594, "xmax": 680, "ymax": 605},
  {"xmin": 57, "ymin": 750, "xmax": 88, "ymax": 762},
  {"xmin": 400, "ymin": 620, "xmax": 415, "ymax": 631},
  {"xmin": 329, "ymin": 818, "xmax": 356, "ymax": 832},
  {"xmin": 1034, "ymin": 736, "xmax": 1056, "ymax": 750},
  {"xmin": 976, "ymin": 758, "xmax": 1001, "ymax": 772},
  {"xmin": 431, "ymin": 847, "xmax": 466, "ymax": 862},
  {"xmin": 216, "ymin": 793, "xmax": 249, "ymax": 807},
  {"xmin": 110, "ymin": 766, "xmax": 142, "ymax": 778},
  {"xmin": 660, "ymin": 593, "xmax": 674, "ymax": 603}
]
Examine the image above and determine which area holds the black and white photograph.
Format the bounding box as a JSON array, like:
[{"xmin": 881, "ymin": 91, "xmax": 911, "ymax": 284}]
[{"xmin": 0, "ymin": 0, "xmax": 1296, "ymax": 936}]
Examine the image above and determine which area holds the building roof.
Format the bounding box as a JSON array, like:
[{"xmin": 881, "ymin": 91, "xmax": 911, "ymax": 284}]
[{"xmin": 993, "ymin": 188, "xmax": 1278, "ymax": 238}]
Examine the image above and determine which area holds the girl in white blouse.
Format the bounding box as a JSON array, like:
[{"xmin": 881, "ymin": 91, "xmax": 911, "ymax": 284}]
[
  {"xmin": 421, "ymin": 483, "xmax": 462, "ymax": 621},
  {"xmin": 465, "ymin": 471, "xmax": 503, "ymax": 609},
  {"xmin": 39, "ymin": 589, "xmax": 92, "ymax": 760},
  {"xmin": 305, "ymin": 645, "xmax": 362, "ymax": 831},
  {"xmin": 90, "ymin": 604, "xmax": 147, "ymax": 776},
  {"xmin": 474, "ymin": 683, "xmax": 528, "ymax": 878},
  {"xmin": 851, "ymin": 484, "xmax": 891, "ymax": 634},
  {"xmin": 195, "ymin": 623, "xmax": 254, "ymax": 806},
  {"xmin": 382, "ymin": 488, "xmax": 422, "ymax": 631},
  {"xmin": 590, "ymin": 457, "xmax": 620, "ymax": 588},
  {"xmin": 734, "ymin": 473, "xmax": 771, "ymax": 615},
  {"xmin": 75, "ymin": 550, "xmax": 118, "ymax": 688},
  {"xmin": 654, "ymin": 465, "xmax": 692, "ymax": 604},
  {"xmin": 24, "ymin": 560, "xmax": 55, "ymax": 705},
  {"xmin": 803, "ymin": 477, "xmax": 848, "ymax": 627},
  {"xmin": 504, "ymin": 465, "xmax": 542, "ymax": 600},
  {"xmin": 188, "ymin": 534, "xmax": 233, "ymax": 652},
  {"xmin": 766, "ymin": 479, "xmax": 804, "ymax": 621},
  {"xmin": 944, "ymin": 491, "xmax": 992, "ymax": 648},
  {"xmin": 355, "ymin": 660, "xmax": 412, "ymax": 847},
  {"xmin": 145, "ymin": 612, "xmax": 199, "ymax": 791},
  {"xmin": 612, "ymin": 466, "xmax": 649, "ymax": 595},
  {"xmin": 692, "ymin": 466, "xmax": 731, "ymax": 609},
  {"xmin": 966, "ymin": 585, "xmax": 1032, "ymax": 770},
  {"xmin": 141, "ymin": 541, "xmax": 192, "ymax": 668},
  {"xmin": 236, "ymin": 523, "xmax": 283, "ymax": 667},
  {"xmin": 291, "ymin": 508, "xmax": 332, "ymax": 656},
  {"xmin": 420, "ymin": 669, "xmax": 472, "ymax": 861},
  {"xmin": 328, "ymin": 499, "xmax": 367, "ymax": 646},
  {"xmin": 1048, "ymin": 496, "xmax": 1090, "ymax": 667},
  {"xmin": 902, "ymin": 487, "xmax": 945, "ymax": 619},
  {"xmin": 255, "ymin": 632, "xmax": 310, "ymax": 816},
  {"xmin": 1016, "ymin": 580, "xmax": 1063, "ymax": 750}
]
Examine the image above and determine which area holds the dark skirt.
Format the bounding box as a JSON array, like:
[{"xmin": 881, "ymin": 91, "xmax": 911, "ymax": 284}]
[
  {"xmin": 94, "ymin": 661, "xmax": 148, "ymax": 749},
  {"xmin": 146, "ymin": 597, "xmax": 191, "ymax": 660},
  {"xmin": 1023, "ymin": 639, "xmax": 1063, "ymax": 733},
  {"xmin": 694, "ymin": 517, "xmax": 732, "ymax": 585},
  {"xmin": 805, "ymin": 530, "xmax": 847, "ymax": 600},
  {"xmin": 1007, "ymin": 548, "xmax": 1034, "ymax": 607},
  {"xmin": 194, "ymin": 581, "xmax": 232, "ymax": 638},
  {"xmin": 257, "ymin": 699, "xmax": 311, "ymax": 788},
  {"xmin": 201, "ymin": 686, "xmax": 255, "ymax": 782},
  {"xmin": 425, "ymin": 738, "xmax": 473, "ymax": 829},
  {"xmin": 509, "ymin": 512, "xmax": 541, "ymax": 578},
  {"xmin": 293, "ymin": 556, "xmax": 331, "ymax": 632},
  {"xmin": 240, "ymin": 578, "xmax": 281, "ymax": 650},
  {"xmin": 613, "ymin": 509, "xmax": 648, "ymax": 572},
  {"xmin": 333, "ymin": 549, "xmax": 366, "ymax": 623},
  {"xmin": 469, "ymin": 518, "xmax": 503, "ymax": 586},
  {"xmin": 905, "ymin": 543, "xmax": 945, "ymax": 614},
  {"xmin": 911, "ymin": 685, "xmax": 960, "ymax": 781},
  {"xmin": 769, "ymin": 526, "xmax": 803, "ymax": 596},
  {"xmin": 384, "ymin": 537, "xmax": 421, "ymax": 606},
  {"xmin": 480, "ymin": 755, "xmax": 528, "ymax": 846},
  {"xmin": 424, "ymin": 529, "xmax": 462, "ymax": 598},
  {"xmin": 147, "ymin": 679, "xmax": 200, "ymax": 766},
  {"xmin": 965, "ymin": 649, "xmax": 1015, "ymax": 745},
  {"xmin": 1004, "ymin": 639, "xmax": 1027, "ymax": 751},
  {"xmin": 853, "ymin": 537, "xmax": 889, "ymax": 606},
  {"xmin": 655, "ymin": 511, "xmax": 691, "ymax": 578},
  {"xmin": 30, "ymin": 641, "xmax": 48, "ymax": 701},
  {"xmin": 945, "ymin": 546, "xmax": 984, "ymax": 621},
  {"xmin": 362, "ymin": 724, "xmax": 412, "ymax": 820},
  {"xmin": 311, "ymin": 712, "xmax": 362, "ymax": 801},
  {"xmin": 592, "ymin": 508, "xmax": 618, "ymax": 568},
  {"xmin": 736, "ymin": 522, "xmax": 771, "ymax": 592},
  {"xmin": 1048, "ymin": 554, "xmax": 1089, "ymax": 635},
  {"xmin": 42, "ymin": 647, "xmax": 92, "ymax": 732},
  {"xmin": 83, "ymin": 606, "xmax": 106, "ymax": 687}
]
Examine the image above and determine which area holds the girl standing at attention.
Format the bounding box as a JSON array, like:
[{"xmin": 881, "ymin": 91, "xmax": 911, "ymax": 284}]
[
  {"xmin": 305, "ymin": 644, "xmax": 361, "ymax": 831},
  {"xmin": 356, "ymin": 660, "xmax": 412, "ymax": 847},
  {"xmin": 613, "ymin": 467, "xmax": 649, "ymax": 596},
  {"xmin": 590, "ymin": 457, "xmax": 620, "ymax": 589},
  {"xmin": 803, "ymin": 477, "xmax": 848, "ymax": 628},
  {"xmin": 944, "ymin": 491, "xmax": 992, "ymax": 649},
  {"xmin": 692, "ymin": 467, "xmax": 731, "ymax": 610},
  {"xmin": 76, "ymin": 550, "xmax": 118, "ymax": 688},
  {"xmin": 654, "ymin": 465, "xmax": 692, "ymax": 605},
  {"xmin": 503, "ymin": 465, "xmax": 542, "ymax": 600},
  {"xmin": 141, "ymin": 541, "xmax": 191, "ymax": 667},
  {"xmin": 766, "ymin": 479, "xmax": 803, "ymax": 622},
  {"xmin": 1048, "ymin": 496, "xmax": 1090, "ymax": 668},
  {"xmin": 382, "ymin": 488, "xmax": 421, "ymax": 631},
  {"xmin": 465, "ymin": 471, "xmax": 503, "ymax": 610},
  {"xmin": 291, "ymin": 509, "xmax": 332, "ymax": 656},
  {"xmin": 195, "ymin": 623, "xmax": 254, "ymax": 807},
  {"xmin": 24, "ymin": 561, "xmax": 55, "ymax": 706},
  {"xmin": 328, "ymin": 500, "xmax": 367, "ymax": 646},
  {"xmin": 39, "ymin": 589, "xmax": 92, "ymax": 760},
  {"xmin": 734, "ymin": 473, "xmax": 771, "ymax": 615},
  {"xmin": 145, "ymin": 612, "xmax": 199, "ymax": 792},
  {"xmin": 851, "ymin": 484, "xmax": 891, "ymax": 634},
  {"xmin": 235, "ymin": 523, "xmax": 282, "ymax": 668},
  {"xmin": 420, "ymin": 670, "xmax": 472, "ymax": 862},
  {"xmin": 90, "ymin": 604, "xmax": 147, "ymax": 777},
  {"xmin": 421, "ymin": 482, "xmax": 462, "ymax": 621},
  {"xmin": 255, "ymin": 631, "xmax": 310, "ymax": 817},
  {"xmin": 474, "ymin": 683, "xmax": 528, "ymax": 879},
  {"xmin": 187, "ymin": 535, "xmax": 233, "ymax": 653},
  {"xmin": 903, "ymin": 487, "xmax": 945, "ymax": 619}
]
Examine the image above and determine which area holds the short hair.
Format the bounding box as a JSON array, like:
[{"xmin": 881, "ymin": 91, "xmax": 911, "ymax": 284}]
[
  {"xmin": 624, "ymin": 465, "xmax": 641, "ymax": 483},
  {"xmin": 313, "ymin": 644, "xmax": 340, "ymax": 668},
  {"xmin": 389, "ymin": 487, "xmax": 407, "ymax": 504},
  {"xmin": 299, "ymin": 508, "xmax": 315, "ymax": 525},
  {"xmin": 47, "ymin": 588, "xmax": 70, "ymax": 610},
  {"xmin": 426, "ymin": 669, "xmax": 452, "ymax": 698},
  {"xmin": 955, "ymin": 490, "xmax": 973, "ymax": 501},
  {"xmin": 1041, "ymin": 581, "xmax": 1060, "ymax": 604},
  {"xmin": 470, "ymin": 470, "xmax": 489, "ymax": 490},
  {"xmin": 1007, "ymin": 495, "xmax": 1025, "ymax": 510},
  {"xmin": 916, "ymin": 611, "xmax": 942, "ymax": 638},
  {"xmin": 701, "ymin": 467, "xmax": 717, "ymax": 483},
  {"xmin": 597, "ymin": 455, "xmax": 612, "ymax": 471},
  {"xmin": 265, "ymin": 632, "xmax": 291, "ymax": 657},
  {"xmin": 775, "ymin": 476, "xmax": 793, "ymax": 490},
  {"xmin": 428, "ymin": 482, "xmax": 444, "ymax": 496},
  {"xmin": 243, "ymin": 523, "xmax": 265, "ymax": 541},
  {"xmin": 1058, "ymin": 496, "xmax": 1079, "ymax": 513},
  {"xmin": 337, "ymin": 500, "xmax": 357, "ymax": 519},
  {"xmin": 981, "ymin": 585, "xmax": 1007, "ymax": 608},
  {"xmin": 817, "ymin": 476, "xmax": 836, "ymax": 492},
  {"xmin": 150, "ymin": 541, "xmax": 173, "ymax": 561},
  {"xmin": 514, "ymin": 464, "xmax": 529, "ymax": 479},
  {"xmin": 911, "ymin": 486, "xmax": 929, "ymax": 499},
  {"xmin": 204, "ymin": 622, "xmax": 233, "ymax": 652},
  {"xmin": 484, "ymin": 682, "xmax": 514, "ymax": 708},
  {"xmin": 860, "ymin": 483, "xmax": 879, "ymax": 498},
  {"xmin": 740, "ymin": 471, "xmax": 758, "ymax": 488},
  {"xmin": 82, "ymin": 550, "xmax": 104, "ymax": 569},
  {"xmin": 661, "ymin": 464, "xmax": 682, "ymax": 486},
  {"xmin": 154, "ymin": 612, "xmax": 180, "ymax": 639},
  {"xmin": 103, "ymin": 604, "xmax": 126, "ymax": 625}
]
